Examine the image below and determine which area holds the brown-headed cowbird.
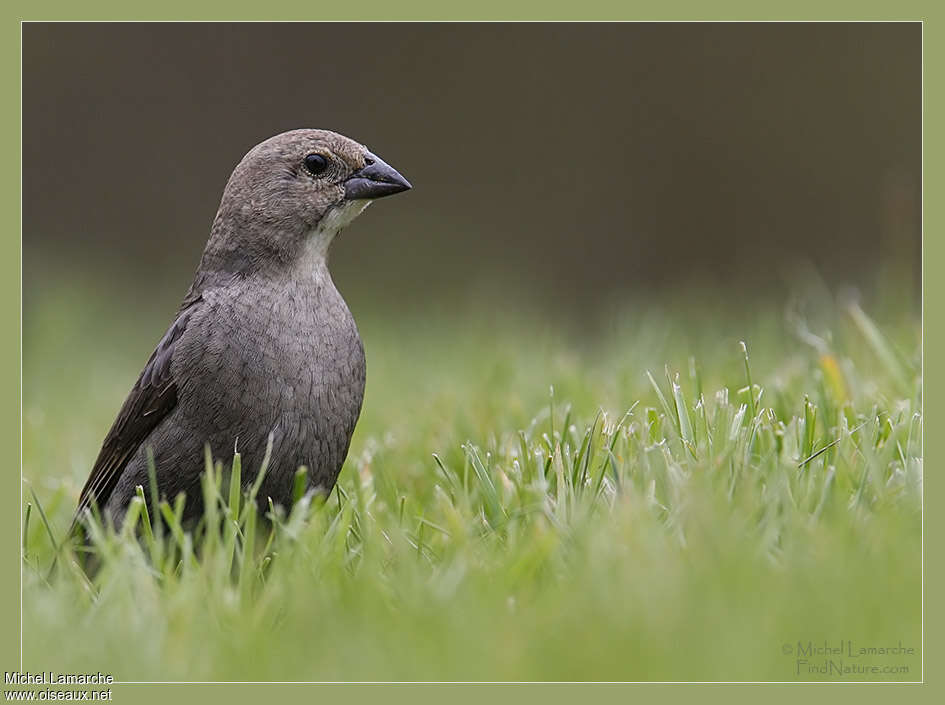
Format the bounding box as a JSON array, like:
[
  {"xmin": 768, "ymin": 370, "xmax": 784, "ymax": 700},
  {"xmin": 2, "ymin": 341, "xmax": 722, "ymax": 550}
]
[{"xmin": 74, "ymin": 129, "xmax": 411, "ymax": 529}]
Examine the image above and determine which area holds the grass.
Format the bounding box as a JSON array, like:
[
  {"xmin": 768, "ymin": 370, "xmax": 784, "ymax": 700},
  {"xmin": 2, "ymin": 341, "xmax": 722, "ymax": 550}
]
[{"xmin": 22, "ymin": 276, "xmax": 921, "ymax": 681}]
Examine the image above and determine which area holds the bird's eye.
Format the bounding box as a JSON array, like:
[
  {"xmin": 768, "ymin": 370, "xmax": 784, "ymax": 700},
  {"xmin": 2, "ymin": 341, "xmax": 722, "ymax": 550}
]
[{"xmin": 303, "ymin": 153, "xmax": 328, "ymax": 176}]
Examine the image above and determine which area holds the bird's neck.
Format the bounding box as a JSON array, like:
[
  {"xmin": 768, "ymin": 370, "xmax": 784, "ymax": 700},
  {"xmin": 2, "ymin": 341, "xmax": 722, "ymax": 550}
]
[{"xmin": 197, "ymin": 200, "xmax": 371, "ymax": 281}]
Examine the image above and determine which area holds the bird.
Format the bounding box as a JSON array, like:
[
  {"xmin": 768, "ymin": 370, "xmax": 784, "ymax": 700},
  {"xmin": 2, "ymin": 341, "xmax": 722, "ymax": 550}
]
[{"xmin": 72, "ymin": 129, "xmax": 411, "ymax": 531}]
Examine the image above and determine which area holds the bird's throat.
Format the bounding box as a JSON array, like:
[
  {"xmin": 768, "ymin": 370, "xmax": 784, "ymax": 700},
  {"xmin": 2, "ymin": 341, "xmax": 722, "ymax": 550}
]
[
  {"xmin": 303, "ymin": 200, "xmax": 372, "ymax": 262},
  {"xmin": 297, "ymin": 199, "xmax": 372, "ymax": 281}
]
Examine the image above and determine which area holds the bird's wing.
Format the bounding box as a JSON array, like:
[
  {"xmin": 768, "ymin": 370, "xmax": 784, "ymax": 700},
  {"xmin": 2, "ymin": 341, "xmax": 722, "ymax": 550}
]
[{"xmin": 73, "ymin": 295, "xmax": 203, "ymax": 528}]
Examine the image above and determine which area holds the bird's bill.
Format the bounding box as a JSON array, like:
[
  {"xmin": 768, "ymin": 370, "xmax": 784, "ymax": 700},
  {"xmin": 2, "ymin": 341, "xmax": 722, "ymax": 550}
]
[{"xmin": 344, "ymin": 152, "xmax": 412, "ymax": 200}]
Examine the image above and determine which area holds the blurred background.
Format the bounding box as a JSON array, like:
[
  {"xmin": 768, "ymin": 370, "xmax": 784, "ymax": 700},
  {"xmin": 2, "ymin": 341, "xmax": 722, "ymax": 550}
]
[
  {"xmin": 24, "ymin": 22, "xmax": 920, "ymax": 313},
  {"xmin": 23, "ymin": 22, "xmax": 922, "ymax": 497},
  {"xmin": 22, "ymin": 24, "xmax": 923, "ymax": 680}
]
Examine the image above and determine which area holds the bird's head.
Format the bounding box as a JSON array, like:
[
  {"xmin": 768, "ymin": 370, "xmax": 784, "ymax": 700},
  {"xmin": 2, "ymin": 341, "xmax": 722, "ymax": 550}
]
[{"xmin": 204, "ymin": 129, "xmax": 411, "ymax": 274}]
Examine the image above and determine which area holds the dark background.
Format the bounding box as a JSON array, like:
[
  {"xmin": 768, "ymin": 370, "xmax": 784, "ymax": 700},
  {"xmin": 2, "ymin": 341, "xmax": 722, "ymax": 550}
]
[{"xmin": 23, "ymin": 23, "xmax": 920, "ymax": 308}]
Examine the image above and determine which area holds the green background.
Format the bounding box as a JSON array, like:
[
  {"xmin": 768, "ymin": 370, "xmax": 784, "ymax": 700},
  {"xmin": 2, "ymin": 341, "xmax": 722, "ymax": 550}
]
[{"xmin": 5, "ymin": 3, "xmax": 939, "ymax": 703}]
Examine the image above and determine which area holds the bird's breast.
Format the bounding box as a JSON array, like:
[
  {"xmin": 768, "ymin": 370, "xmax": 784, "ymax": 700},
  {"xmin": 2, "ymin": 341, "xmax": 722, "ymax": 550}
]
[{"xmin": 174, "ymin": 273, "xmax": 366, "ymax": 460}]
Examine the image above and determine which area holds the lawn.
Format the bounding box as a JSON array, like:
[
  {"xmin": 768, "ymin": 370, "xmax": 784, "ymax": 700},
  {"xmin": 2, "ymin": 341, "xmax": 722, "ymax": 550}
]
[{"xmin": 21, "ymin": 274, "xmax": 922, "ymax": 682}]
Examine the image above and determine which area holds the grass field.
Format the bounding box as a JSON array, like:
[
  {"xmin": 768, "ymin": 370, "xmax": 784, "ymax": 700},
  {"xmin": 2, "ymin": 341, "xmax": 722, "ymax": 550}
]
[{"xmin": 21, "ymin": 274, "xmax": 922, "ymax": 682}]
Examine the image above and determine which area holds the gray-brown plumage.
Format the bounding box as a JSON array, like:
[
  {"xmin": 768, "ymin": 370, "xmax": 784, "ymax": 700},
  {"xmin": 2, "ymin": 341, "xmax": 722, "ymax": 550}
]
[{"xmin": 74, "ymin": 129, "xmax": 411, "ymax": 529}]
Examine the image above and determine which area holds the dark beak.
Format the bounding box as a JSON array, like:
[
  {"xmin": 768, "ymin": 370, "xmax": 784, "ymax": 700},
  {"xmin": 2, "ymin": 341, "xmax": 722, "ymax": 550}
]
[{"xmin": 344, "ymin": 152, "xmax": 412, "ymax": 200}]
